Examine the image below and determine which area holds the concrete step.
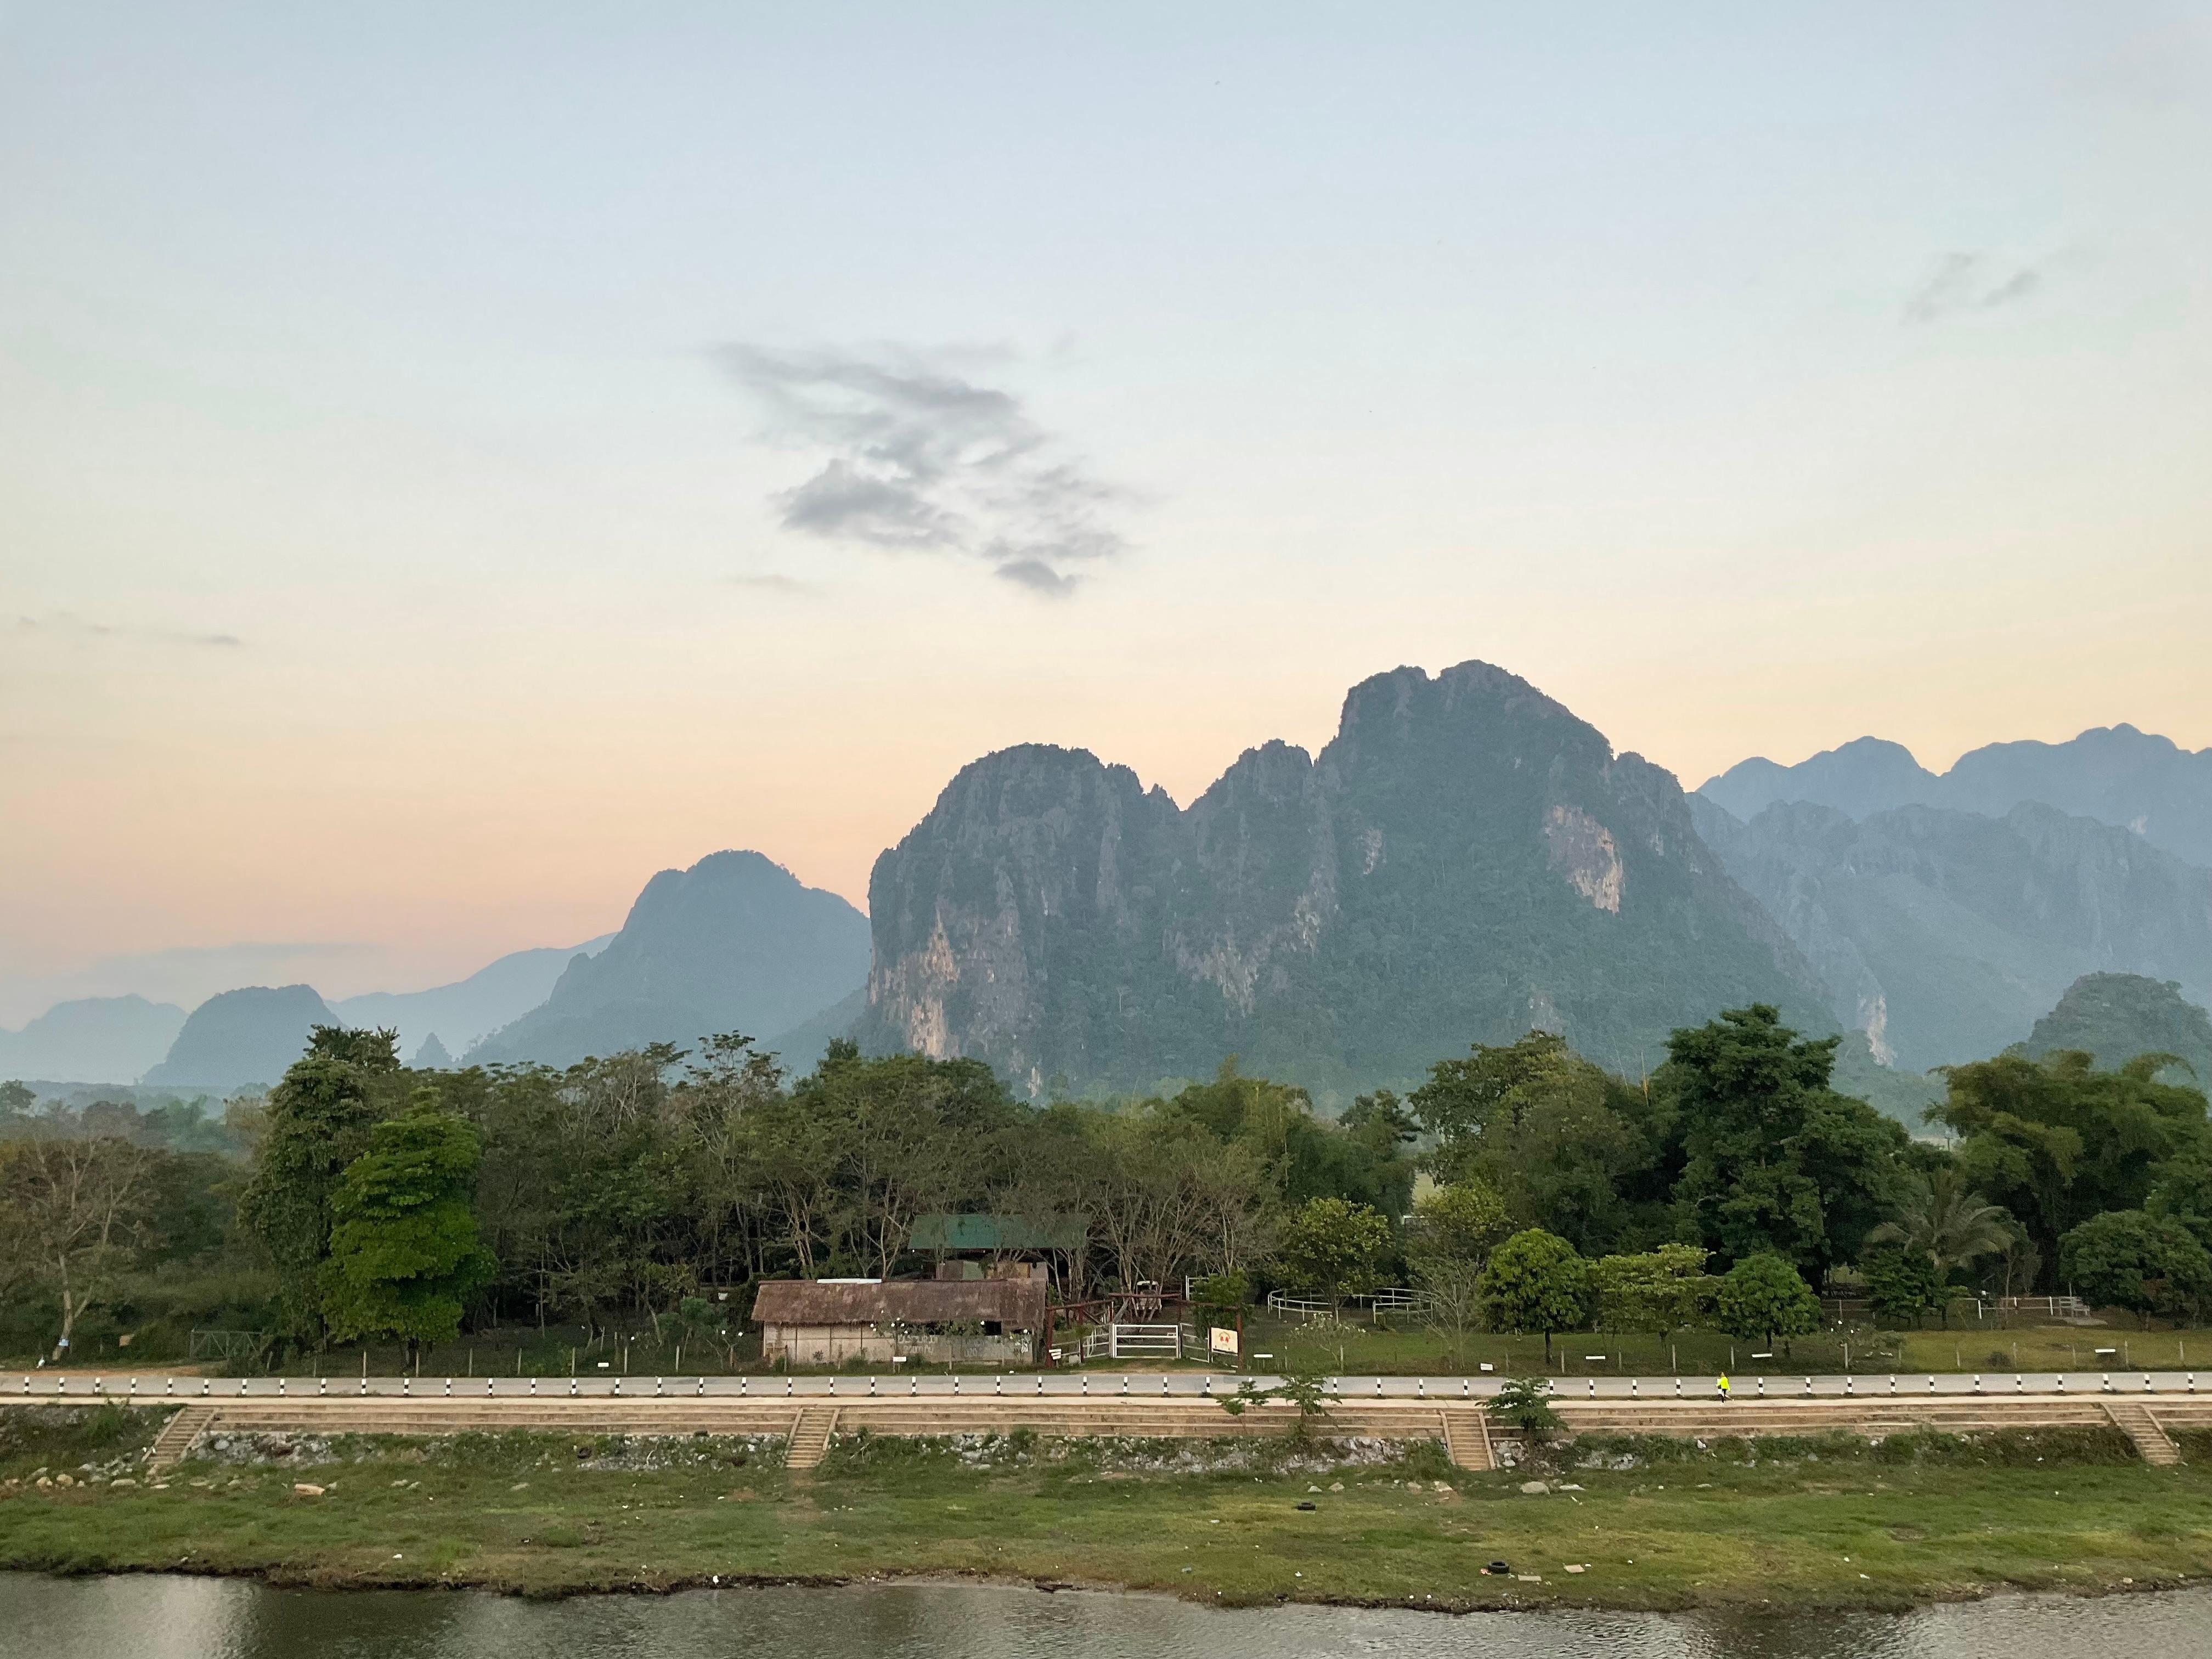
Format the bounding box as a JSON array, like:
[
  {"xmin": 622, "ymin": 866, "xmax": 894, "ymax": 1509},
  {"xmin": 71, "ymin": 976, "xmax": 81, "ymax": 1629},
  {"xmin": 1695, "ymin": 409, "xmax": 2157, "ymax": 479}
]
[
  {"xmin": 785, "ymin": 1407, "xmax": 837, "ymax": 1470},
  {"xmin": 147, "ymin": 1404, "xmax": 216, "ymax": 1473},
  {"xmin": 1440, "ymin": 1410, "xmax": 1493, "ymax": 1471},
  {"xmin": 2104, "ymin": 1401, "xmax": 2182, "ymax": 1465}
]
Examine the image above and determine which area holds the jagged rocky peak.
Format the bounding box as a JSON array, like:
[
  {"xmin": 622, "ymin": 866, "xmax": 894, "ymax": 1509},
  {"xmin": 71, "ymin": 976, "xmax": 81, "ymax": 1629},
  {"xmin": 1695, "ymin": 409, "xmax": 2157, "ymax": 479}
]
[{"xmin": 859, "ymin": 658, "xmax": 1830, "ymax": 1098}]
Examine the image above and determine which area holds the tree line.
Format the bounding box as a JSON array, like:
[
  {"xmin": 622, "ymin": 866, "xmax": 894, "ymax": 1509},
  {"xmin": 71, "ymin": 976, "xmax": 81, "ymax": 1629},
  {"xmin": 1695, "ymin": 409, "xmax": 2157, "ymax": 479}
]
[{"xmin": 4, "ymin": 1001, "xmax": 2208, "ymax": 1365}]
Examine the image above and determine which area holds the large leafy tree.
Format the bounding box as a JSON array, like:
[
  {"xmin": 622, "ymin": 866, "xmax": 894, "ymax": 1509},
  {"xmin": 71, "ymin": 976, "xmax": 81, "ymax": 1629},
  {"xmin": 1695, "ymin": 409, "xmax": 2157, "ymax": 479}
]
[
  {"xmin": 1276, "ymin": 1196, "xmax": 1391, "ymax": 1302},
  {"xmin": 1936, "ymin": 1051, "xmax": 2211, "ymax": 1282},
  {"xmin": 1478, "ymin": 1227, "xmax": 1593, "ymax": 1361},
  {"xmin": 1590, "ymin": 1243, "xmax": 1716, "ymax": 1340},
  {"xmin": 2058, "ymin": 1210, "xmax": 2212, "ymax": 1328},
  {"xmin": 1410, "ymin": 1030, "xmax": 1655, "ymax": 1255},
  {"xmin": 1713, "ymin": 1251, "xmax": 1820, "ymax": 1353},
  {"xmin": 1662, "ymin": 1005, "xmax": 1906, "ymax": 1276},
  {"xmin": 322, "ymin": 1093, "xmax": 497, "ymax": 1358},
  {"xmin": 236, "ymin": 1025, "xmax": 403, "ymax": 1349}
]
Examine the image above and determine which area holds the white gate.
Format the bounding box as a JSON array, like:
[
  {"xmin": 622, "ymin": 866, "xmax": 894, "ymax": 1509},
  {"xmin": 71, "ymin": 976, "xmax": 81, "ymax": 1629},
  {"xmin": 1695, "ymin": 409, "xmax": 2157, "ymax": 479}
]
[{"xmin": 1102, "ymin": 1322, "xmax": 1182, "ymax": 1359}]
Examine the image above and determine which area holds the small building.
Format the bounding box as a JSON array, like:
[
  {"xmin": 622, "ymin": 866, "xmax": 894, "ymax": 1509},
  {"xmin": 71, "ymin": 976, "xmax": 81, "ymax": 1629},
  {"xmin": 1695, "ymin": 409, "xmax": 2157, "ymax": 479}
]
[{"xmin": 752, "ymin": 1277, "xmax": 1048, "ymax": 1367}]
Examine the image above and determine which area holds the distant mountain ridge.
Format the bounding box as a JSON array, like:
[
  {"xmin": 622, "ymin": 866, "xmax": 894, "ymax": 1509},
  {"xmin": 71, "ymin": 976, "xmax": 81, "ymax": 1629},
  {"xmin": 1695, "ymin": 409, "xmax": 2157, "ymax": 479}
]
[
  {"xmin": 0, "ymin": 995, "xmax": 187, "ymax": 1086},
  {"xmin": 1688, "ymin": 794, "xmax": 2212, "ymax": 1071},
  {"xmin": 140, "ymin": 984, "xmax": 336, "ymax": 1091},
  {"xmin": 468, "ymin": 850, "xmax": 870, "ymax": 1068},
  {"xmin": 330, "ymin": 936, "xmax": 613, "ymax": 1059},
  {"xmin": 1702, "ymin": 725, "xmax": 2212, "ymax": 867},
  {"xmin": 858, "ymin": 660, "xmax": 1834, "ymax": 1100}
]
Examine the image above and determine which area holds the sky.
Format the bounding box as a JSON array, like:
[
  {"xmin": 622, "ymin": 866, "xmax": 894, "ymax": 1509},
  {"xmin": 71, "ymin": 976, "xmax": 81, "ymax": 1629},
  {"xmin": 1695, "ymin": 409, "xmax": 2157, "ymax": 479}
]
[{"xmin": 4, "ymin": 3, "xmax": 2210, "ymax": 1025}]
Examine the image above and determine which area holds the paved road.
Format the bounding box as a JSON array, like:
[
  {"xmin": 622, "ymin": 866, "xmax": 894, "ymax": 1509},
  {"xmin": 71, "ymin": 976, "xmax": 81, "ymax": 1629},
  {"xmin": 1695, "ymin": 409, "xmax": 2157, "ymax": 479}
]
[{"xmin": 13, "ymin": 1368, "xmax": 2212, "ymax": 1401}]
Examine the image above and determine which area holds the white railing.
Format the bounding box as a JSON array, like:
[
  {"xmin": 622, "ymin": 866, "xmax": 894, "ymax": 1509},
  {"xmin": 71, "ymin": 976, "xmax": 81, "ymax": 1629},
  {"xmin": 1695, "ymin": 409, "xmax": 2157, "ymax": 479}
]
[
  {"xmin": 1357, "ymin": 1286, "xmax": 1436, "ymax": 1315},
  {"xmin": 1265, "ymin": 1291, "xmax": 1334, "ymax": 1321},
  {"xmin": 2000, "ymin": 1295, "xmax": 2094, "ymax": 1321}
]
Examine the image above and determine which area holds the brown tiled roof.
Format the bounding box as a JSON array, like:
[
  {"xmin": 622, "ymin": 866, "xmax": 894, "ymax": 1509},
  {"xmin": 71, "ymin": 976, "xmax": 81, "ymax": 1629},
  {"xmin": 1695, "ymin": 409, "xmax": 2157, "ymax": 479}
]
[{"xmin": 752, "ymin": 1278, "xmax": 1047, "ymax": 1328}]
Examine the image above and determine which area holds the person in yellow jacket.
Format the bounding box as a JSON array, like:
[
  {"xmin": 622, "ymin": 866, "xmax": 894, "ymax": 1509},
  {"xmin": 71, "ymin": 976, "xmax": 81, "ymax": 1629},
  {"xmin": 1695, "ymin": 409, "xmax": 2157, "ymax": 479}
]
[{"xmin": 1717, "ymin": 1373, "xmax": 1731, "ymax": 1400}]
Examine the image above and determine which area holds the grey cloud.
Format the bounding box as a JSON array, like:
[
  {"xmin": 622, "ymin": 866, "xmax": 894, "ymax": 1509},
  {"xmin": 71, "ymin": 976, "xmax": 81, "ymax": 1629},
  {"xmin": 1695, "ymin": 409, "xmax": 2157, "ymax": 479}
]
[
  {"xmin": 994, "ymin": 558, "xmax": 1081, "ymax": 599},
  {"xmin": 16, "ymin": 612, "xmax": 243, "ymax": 648},
  {"xmin": 727, "ymin": 573, "xmax": 815, "ymax": 594},
  {"xmin": 1903, "ymin": 253, "xmax": 2049, "ymax": 324},
  {"xmin": 712, "ymin": 343, "xmax": 1130, "ymax": 595}
]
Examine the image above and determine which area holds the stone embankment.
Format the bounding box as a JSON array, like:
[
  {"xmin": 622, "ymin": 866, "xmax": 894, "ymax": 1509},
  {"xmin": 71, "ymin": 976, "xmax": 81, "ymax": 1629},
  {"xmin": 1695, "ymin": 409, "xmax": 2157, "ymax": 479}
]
[{"xmin": 10, "ymin": 1380, "xmax": 2204, "ymax": 1472}]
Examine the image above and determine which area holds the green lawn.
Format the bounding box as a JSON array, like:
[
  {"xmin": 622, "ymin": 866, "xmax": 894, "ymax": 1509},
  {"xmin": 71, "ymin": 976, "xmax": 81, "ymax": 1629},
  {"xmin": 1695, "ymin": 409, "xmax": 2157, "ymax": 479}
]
[{"xmin": 7, "ymin": 1407, "xmax": 2212, "ymax": 1610}]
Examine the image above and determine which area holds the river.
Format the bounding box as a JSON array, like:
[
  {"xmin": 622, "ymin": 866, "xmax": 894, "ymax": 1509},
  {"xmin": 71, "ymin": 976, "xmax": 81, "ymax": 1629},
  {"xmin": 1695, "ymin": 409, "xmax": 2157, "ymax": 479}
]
[{"xmin": 5, "ymin": 1577, "xmax": 2211, "ymax": 1658}]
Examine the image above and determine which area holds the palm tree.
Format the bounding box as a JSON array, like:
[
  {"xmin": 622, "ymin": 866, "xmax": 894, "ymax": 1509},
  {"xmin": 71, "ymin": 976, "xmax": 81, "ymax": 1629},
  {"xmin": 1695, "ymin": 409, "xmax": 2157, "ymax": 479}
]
[{"xmin": 1867, "ymin": 1169, "xmax": 2012, "ymax": 1327}]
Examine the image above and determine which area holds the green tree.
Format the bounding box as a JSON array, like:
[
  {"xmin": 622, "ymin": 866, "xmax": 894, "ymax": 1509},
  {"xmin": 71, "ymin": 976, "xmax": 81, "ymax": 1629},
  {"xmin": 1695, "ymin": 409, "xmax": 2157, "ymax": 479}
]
[
  {"xmin": 1863, "ymin": 1167, "xmax": 2009, "ymax": 1324},
  {"xmin": 1486, "ymin": 1375, "xmax": 1564, "ymax": 1442},
  {"xmin": 2058, "ymin": 1210, "xmax": 2212, "ymax": 1328},
  {"xmin": 1411, "ymin": 1180, "xmax": 1512, "ymax": 1262},
  {"xmin": 1478, "ymin": 1227, "xmax": 1593, "ymax": 1362},
  {"xmin": 1935, "ymin": 1050, "xmax": 2211, "ymax": 1282},
  {"xmin": 1590, "ymin": 1243, "xmax": 1715, "ymax": 1340},
  {"xmin": 237, "ymin": 1026, "xmax": 402, "ymax": 1350},
  {"xmin": 1712, "ymin": 1251, "xmax": 1820, "ymax": 1353},
  {"xmin": 1411, "ymin": 1031, "xmax": 1653, "ymax": 1255},
  {"xmin": 1218, "ymin": 1364, "xmax": 1334, "ymax": 1443},
  {"xmin": 1662, "ymin": 1005, "xmax": 1908, "ymax": 1275},
  {"xmin": 1276, "ymin": 1196, "xmax": 1392, "ymax": 1302},
  {"xmin": 321, "ymin": 1095, "xmax": 496, "ymax": 1359},
  {"xmin": 1, "ymin": 1079, "xmax": 34, "ymax": 1126},
  {"xmin": 1860, "ymin": 1244, "xmax": 1942, "ymax": 1327}
]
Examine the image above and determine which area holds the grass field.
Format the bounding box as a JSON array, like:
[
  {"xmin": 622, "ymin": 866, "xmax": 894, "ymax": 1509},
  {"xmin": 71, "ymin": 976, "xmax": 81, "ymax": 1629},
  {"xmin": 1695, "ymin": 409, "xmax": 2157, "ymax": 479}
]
[{"xmin": 7, "ymin": 1406, "xmax": 2212, "ymax": 1611}]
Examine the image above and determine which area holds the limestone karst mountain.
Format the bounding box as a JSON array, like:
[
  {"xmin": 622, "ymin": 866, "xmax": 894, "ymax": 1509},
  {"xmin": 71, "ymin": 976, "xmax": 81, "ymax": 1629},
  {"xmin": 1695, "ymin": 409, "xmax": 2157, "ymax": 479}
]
[
  {"xmin": 468, "ymin": 850, "xmax": 870, "ymax": 1068},
  {"xmin": 857, "ymin": 660, "xmax": 1833, "ymax": 1101},
  {"xmin": 140, "ymin": 984, "xmax": 336, "ymax": 1091},
  {"xmin": 2013, "ymin": 973, "xmax": 2212, "ymax": 1086},
  {"xmin": 1703, "ymin": 725, "xmax": 2212, "ymax": 868},
  {"xmin": 1688, "ymin": 795, "xmax": 2212, "ymax": 1072}
]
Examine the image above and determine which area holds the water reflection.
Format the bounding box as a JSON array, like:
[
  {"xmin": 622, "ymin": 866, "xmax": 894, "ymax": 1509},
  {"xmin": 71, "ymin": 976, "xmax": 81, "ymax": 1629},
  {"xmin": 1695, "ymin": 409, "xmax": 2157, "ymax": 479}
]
[{"xmin": 3, "ymin": 1576, "xmax": 2206, "ymax": 1659}]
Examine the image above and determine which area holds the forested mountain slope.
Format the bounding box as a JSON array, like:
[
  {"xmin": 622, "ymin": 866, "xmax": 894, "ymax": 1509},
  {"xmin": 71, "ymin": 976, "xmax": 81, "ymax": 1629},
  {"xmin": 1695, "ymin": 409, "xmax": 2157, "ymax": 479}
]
[
  {"xmin": 2016, "ymin": 973, "xmax": 2212, "ymax": 1086},
  {"xmin": 1688, "ymin": 795, "xmax": 2212, "ymax": 1071},
  {"xmin": 857, "ymin": 660, "xmax": 1831, "ymax": 1100}
]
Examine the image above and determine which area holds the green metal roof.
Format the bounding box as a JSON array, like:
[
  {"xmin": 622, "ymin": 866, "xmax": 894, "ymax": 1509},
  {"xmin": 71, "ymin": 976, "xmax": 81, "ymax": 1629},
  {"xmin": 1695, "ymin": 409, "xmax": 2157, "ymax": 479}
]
[{"xmin": 909, "ymin": 1213, "xmax": 1087, "ymax": 1252}]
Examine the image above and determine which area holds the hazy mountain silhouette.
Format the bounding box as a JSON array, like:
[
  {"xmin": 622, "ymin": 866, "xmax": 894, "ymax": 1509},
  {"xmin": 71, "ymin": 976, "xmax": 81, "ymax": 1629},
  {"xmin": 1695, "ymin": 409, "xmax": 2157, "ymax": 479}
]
[
  {"xmin": 1689, "ymin": 795, "xmax": 2212, "ymax": 1071},
  {"xmin": 1702, "ymin": 725, "xmax": 2212, "ymax": 867},
  {"xmin": 141, "ymin": 984, "xmax": 336, "ymax": 1091},
  {"xmin": 468, "ymin": 851, "xmax": 870, "ymax": 1068},
  {"xmin": 0, "ymin": 995, "xmax": 187, "ymax": 1086},
  {"xmin": 330, "ymin": 937, "xmax": 613, "ymax": 1058}
]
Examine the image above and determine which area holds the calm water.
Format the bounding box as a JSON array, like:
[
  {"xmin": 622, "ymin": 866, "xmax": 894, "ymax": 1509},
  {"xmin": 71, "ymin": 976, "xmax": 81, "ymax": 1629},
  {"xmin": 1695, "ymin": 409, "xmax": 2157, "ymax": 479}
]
[{"xmin": 4, "ymin": 1577, "xmax": 2211, "ymax": 1659}]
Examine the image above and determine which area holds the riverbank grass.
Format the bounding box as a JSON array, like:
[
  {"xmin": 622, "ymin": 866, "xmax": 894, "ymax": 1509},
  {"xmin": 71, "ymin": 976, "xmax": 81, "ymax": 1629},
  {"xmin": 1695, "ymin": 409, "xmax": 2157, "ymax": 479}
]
[{"xmin": 6, "ymin": 1408, "xmax": 2212, "ymax": 1610}]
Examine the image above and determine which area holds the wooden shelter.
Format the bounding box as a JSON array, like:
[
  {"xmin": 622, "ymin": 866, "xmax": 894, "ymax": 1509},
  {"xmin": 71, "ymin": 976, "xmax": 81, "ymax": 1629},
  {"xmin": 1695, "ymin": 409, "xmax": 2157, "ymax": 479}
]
[{"xmin": 752, "ymin": 1278, "xmax": 1048, "ymax": 1367}]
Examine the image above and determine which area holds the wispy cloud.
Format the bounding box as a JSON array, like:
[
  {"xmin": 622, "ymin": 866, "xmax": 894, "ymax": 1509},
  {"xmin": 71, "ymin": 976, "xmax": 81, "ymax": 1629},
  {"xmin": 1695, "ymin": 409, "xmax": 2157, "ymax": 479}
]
[
  {"xmin": 728, "ymin": 572, "xmax": 816, "ymax": 595},
  {"xmin": 710, "ymin": 343, "xmax": 1131, "ymax": 597},
  {"xmin": 15, "ymin": 612, "xmax": 243, "ymax": 648},
  {"xmin": 1902, "ymin": 252, "xmax": 2051, "ymax": 324}
]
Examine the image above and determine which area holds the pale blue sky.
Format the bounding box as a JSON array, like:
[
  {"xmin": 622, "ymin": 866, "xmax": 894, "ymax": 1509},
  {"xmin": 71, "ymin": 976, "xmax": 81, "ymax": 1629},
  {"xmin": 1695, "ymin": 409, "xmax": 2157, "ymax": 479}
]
[{"xmin": 4, "ymin": 3, "xmax": 2209, "ymax": 1019}]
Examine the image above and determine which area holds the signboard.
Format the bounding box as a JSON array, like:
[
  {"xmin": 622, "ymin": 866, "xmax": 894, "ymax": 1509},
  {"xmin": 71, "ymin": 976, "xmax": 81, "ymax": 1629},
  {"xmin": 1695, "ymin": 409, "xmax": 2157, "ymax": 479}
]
[{"xmin": 1210, "ymin": 1326, "xmax": 1239, "ymax": 1356}]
